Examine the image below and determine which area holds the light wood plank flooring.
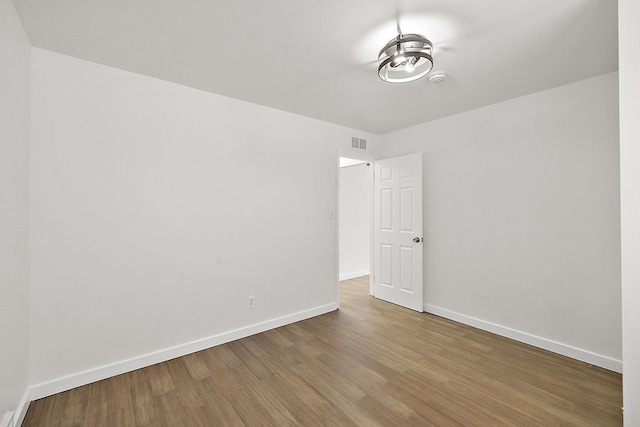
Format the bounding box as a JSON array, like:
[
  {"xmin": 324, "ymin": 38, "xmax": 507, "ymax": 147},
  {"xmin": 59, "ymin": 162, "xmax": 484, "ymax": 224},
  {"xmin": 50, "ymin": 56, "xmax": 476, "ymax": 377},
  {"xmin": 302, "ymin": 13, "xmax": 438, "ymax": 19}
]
[{"xmin": 23, "ymin": 276, "xmax": 622, "ymax": 426}]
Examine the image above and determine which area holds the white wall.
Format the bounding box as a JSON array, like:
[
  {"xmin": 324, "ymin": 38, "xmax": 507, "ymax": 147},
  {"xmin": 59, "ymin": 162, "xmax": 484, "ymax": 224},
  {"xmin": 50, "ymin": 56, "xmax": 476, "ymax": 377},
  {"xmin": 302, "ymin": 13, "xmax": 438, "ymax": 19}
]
[
  {"xmin": 339, "ymin": 163, "xmax": 371, "ymax": 280},
  {"xmin": 0, "ymin": 0, "xmax": 31, "ymax": 422},
  {"xmin": 29, "ymin": 48, "xmax": 378, "ymax": 393},
  {"xmin": 380, "ymin": 73, "xmax": 622, "ymax": 370},
  {"xmin": 619, "ymin": 0, "xmax": 640, "ymax": 422}
]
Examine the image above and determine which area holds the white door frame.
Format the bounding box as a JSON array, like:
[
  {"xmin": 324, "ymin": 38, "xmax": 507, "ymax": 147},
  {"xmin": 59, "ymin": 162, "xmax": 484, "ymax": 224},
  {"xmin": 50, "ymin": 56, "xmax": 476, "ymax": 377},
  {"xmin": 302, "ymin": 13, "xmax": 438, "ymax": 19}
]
[{"xmin": 336, "ymin": 149, "xmax": 376, "ymax": 307}]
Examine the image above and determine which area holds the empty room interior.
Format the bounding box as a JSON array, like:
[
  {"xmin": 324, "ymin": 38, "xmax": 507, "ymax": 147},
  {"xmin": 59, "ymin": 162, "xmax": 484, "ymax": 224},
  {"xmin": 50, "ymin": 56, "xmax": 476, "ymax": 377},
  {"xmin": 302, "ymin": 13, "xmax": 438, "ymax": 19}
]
[{"xmin": 1, "ymin": 0, "xmax": 639, "ymax": 425}]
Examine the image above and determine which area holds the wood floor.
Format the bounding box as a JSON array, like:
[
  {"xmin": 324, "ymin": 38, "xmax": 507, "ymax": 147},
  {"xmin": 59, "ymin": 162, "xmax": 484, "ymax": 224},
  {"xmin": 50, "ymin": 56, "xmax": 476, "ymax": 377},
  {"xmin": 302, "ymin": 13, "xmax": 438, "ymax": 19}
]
[{"xmin": 23, "ymin": 276, "xmax": 622, "ymax": 426}]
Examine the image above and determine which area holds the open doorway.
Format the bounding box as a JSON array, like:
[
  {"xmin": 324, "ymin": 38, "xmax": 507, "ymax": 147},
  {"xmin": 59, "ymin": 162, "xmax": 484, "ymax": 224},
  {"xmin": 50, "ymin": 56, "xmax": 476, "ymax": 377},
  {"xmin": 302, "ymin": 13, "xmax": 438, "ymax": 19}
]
[
  {"xmin": 338, "ymin": 156, "xmax": 374, "ymax": 302},
  {"xmin": 337, "ymin": 153, "xmax": 424, "ymax": 311}
]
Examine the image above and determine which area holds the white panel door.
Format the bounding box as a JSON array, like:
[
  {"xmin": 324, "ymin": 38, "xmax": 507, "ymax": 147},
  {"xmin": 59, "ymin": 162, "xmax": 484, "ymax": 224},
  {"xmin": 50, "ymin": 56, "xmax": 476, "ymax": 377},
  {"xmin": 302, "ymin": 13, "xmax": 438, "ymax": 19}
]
[{"xmin": 374, "ymin": 153, "xmax": 423, "ymax": 312}]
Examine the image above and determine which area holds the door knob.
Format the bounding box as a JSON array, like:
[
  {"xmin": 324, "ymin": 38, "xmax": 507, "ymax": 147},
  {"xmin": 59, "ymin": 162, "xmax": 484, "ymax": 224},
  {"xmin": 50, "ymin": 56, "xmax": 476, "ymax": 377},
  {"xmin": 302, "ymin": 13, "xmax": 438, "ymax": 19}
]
[{"xmin": 413, "ymin": 237, "xmax": 423, "ymax": 243}]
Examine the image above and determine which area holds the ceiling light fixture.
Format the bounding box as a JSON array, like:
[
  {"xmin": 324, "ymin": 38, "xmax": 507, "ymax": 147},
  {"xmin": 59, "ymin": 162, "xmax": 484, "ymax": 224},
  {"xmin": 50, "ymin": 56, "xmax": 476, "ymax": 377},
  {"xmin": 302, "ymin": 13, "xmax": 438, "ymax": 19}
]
[{"xmin": 378, "ymin": 33, "xmax": 433, "ymax": 83}]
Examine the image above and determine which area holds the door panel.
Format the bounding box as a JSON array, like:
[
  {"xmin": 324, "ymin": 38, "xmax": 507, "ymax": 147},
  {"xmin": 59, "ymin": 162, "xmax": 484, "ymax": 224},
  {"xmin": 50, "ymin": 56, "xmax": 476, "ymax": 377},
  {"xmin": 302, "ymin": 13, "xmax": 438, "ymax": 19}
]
[
  {"xmin": 380, "ymin": 244, "xmax": 393, "ymax": 287},
  {"xmin": 399, "ymin": 245, "xmax": 414, "ymax": 291},
  {"xmin": 381, "ymin": 189, "xmax": 393, "ymax": 230},
  {"xmin": 400, "ymin": 187, "xmax": 414, "ymax": 231},
  {"xmin": 374, "ymin": 153, "xmax": 423, "ymax": 312}
]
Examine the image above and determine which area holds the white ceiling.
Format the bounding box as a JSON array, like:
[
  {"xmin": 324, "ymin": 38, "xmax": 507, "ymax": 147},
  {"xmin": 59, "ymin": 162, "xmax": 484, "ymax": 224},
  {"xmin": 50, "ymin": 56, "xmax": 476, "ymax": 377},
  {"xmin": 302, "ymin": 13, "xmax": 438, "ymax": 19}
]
[{"xmin": 13, "ymin": 0, "xmax": 618, "ymax": 135}]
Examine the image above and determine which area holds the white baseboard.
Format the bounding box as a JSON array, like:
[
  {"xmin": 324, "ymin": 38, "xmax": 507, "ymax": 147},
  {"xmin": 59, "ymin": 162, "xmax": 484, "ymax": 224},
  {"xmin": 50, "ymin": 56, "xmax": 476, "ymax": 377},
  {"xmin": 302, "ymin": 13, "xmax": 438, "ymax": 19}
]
[
  {"xmin": 424, "ymin": 303, "xmax": 622, "ymax": 373},
  {"xmin": 29, "ymin": 303, "xmax": 337, "ymax": 401},
  {"xmin": 1, "ymin": 411, "xmax": 13, "ymax": 427},
  {"xmin": 1, "ymin": 389, "xmax": 30, "ymax": 427},
  {"xmin": 339, "ymin": 270, "xmax": 370, "ymax": 281},
  {"xmin": 14, "ymin": 390, "xmax": 30, "ymax": 427}
]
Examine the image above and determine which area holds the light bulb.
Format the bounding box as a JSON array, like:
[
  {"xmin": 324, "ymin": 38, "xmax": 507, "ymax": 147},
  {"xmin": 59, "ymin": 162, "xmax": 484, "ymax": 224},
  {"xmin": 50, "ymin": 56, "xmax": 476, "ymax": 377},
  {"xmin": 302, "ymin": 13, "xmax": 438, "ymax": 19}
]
[
  {"xmin": 405, "ymin": 56, "xmax": 418, "ymax": 72},
  {"xmin": 391, "ymin": 54, "xmax": 406, "ymax": 68}
]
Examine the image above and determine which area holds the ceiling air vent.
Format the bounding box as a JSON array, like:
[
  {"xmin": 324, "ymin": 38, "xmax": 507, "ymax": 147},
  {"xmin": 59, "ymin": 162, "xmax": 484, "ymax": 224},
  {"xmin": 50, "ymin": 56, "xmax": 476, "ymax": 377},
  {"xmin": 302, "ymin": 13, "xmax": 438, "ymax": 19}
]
[{"xmin": 352, "ymin": 137, "xmax": 367, "ymax": 150}]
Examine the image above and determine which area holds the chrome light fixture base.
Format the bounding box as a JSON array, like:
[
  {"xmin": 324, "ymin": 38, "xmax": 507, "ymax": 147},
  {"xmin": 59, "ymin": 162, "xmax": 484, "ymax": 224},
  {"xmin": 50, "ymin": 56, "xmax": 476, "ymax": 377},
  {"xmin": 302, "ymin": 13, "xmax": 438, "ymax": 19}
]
[{"xmin": 378, "ymin": 34, "xmax": 433, "ymax": 83}]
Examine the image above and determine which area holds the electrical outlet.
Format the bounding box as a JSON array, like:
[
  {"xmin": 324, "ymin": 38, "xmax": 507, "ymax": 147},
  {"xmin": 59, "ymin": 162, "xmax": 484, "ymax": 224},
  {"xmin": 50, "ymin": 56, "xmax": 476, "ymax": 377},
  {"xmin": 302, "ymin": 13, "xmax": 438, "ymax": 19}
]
[{"xmin": 248, "ymin": 296, "xmax": 255, "ymax": 309}]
